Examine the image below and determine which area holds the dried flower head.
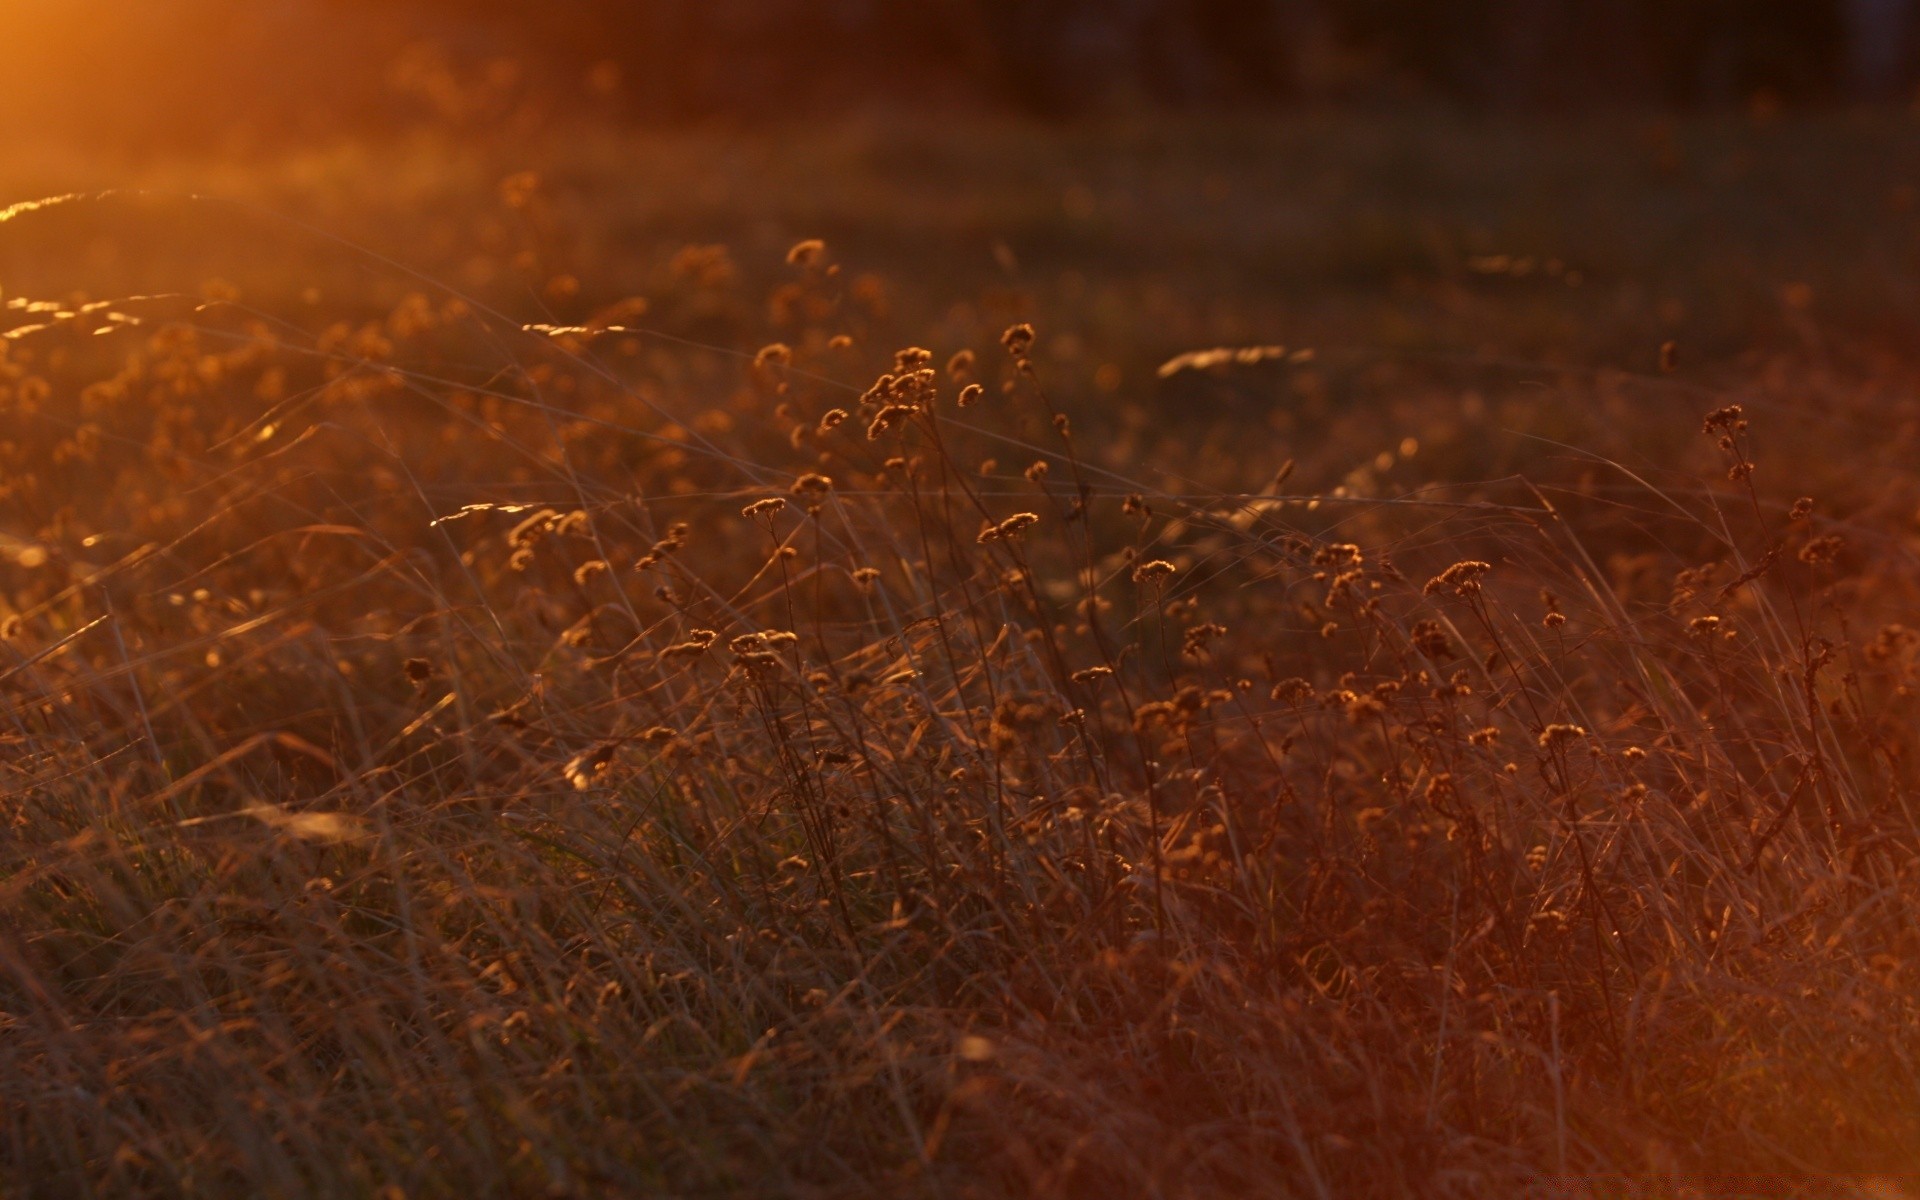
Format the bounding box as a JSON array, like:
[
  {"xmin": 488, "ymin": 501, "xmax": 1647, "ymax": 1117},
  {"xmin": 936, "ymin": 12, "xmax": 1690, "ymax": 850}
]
[
  {"xmin": 1001, "ymin": 323, "xmax": 1036, "ymax": 359},
  {"xmin": 742, "ymin": 497, "xmax": 787, "ymax": 520},
  {"xmin": 1132, "ymin": 559, "xmax": 1177, "ymax": 585},
  {"xmin": 1538, "ymin": 723, "xmax": 1588, "ymax": 750},
  {"xmin": 1425, "ymin": 561, "xmax": 1492, "ymax": 598},
  {"xmin": 867, "ymin": 403, "xmax": 919, "ymax": 440},
  {"xmin": 1271, "ymin": 678, "xmax": 1314, "ymax": 704},
  {"xmin": 786, "ymin": 239, "xmax": 826, "ymax": 267},
  {"xmin": 977, "ymin": 512, "xmax": 1041, "ymax": 543},
  {"xmin": 1799, "ymin": 535, "xmax": 1845, "ymax": 566},
  {"xmin": 1702, "ymin": 405, "xmax": 1746, "ymax": 434},
  {"xmin": 1181, "ymin": 622, "xmax": 1227, "ymax": 658}
]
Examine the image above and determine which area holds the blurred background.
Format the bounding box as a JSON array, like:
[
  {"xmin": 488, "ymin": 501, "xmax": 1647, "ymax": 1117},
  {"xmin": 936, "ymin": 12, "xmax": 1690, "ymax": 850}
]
[
  {"xmin": 2, "ymin": 0, "xmax": 1918, "ymax": 458},
  {"xmin": 0, "ymin": 0, "xmax": 1914, "ymax": 151}
]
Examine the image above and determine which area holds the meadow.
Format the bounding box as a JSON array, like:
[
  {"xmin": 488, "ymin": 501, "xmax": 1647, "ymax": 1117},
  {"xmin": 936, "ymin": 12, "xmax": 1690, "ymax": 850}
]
[{"xmin": 3, "ymin": 108, "xmax": 1920, "ymax": 1196}]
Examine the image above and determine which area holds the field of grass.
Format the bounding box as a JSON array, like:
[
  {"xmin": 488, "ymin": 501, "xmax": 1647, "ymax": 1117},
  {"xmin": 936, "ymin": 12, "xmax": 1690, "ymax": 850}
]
[{"xmin": 3, "ymin": 109, "xmax": 1920, "ymax": 1196}]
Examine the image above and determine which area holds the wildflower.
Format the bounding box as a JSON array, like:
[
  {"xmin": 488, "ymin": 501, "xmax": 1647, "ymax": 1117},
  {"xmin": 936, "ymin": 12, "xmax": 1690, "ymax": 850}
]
[
  {"xmin": 1470, "ymin": 726, "xmax": 1500, "ymax": 747},
  {"xmin": 1799, "ymin": 535, "xmax": 1845, "ymax": 566},
  {"xmin": 1132, "ymin": 559, "xmax": 1177, "ymax": 584},
  {"xmin": 818, "ymin": 408, "xmax": 849, "ymax": 434},
  {"xmin": 1132, "ymin": 700, "xmax": 1176, "ymax": 732},
  {"xmin": 1182, "ymin": 622, "xmax": 1227, "ymax": 658},
  {"xmin": 1425, "ymin": 560, "xmax": 1492, "ymax": 598},
  {"xmin": 791, "ymin": 472, "xmax": 833, "ymax": 496},
  {"xmin": 1071, "ymin": 666, "xmax": 1113, "ymax": 684},
  {"xmin": 977, "ymin": 512, "xmax": 1041, "ymax": 543},
  {"xmin": 1538, "ymin": 723, "xmax": 1588, "ymax": 750},
  {"xmin": 1311, "ymin": 543, "xmax": 1363, "ymax": 568},
  {"xmin": 786, "ymin": 239, "xmax": 826, "ymax": 267},
  {"xmin": 742, "ymin": 497, "xmax": 787, "ymax": 520},
  {"xmin": 957, "ymin": 383, "xmax": 984, "ymax": 407},
  {"xmin": 754, "ymin": 343, "xmax": 792, "ymax": 370},
  {"xmin": 564, "ymin": 743, "xmax": 617, "ymax": 791},
  {"xmin": 947, "ymin": 349, "xmax": 976, "ymax": 379},
  {"xmin": 1702, "ymin": 404, "xmax": 1746, "ymax": 434},
  {"xmin": 1271, "ymin": 678, "xmax": 1314, "ymax": 704},
  {"xmin": 1001, "ymin": 323, "xmax": 1036, "ymax": 359},
  {"xmin": 867, "ymin": 403, "xmax": 918, "ymax": 440},
  {"xmin": 658, "ymin": 640, "xmax": 709, "ymax": 662}
]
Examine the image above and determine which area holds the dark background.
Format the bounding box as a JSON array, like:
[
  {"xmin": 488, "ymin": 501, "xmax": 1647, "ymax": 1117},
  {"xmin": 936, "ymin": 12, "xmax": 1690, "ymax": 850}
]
[
  {"xmin": 402, "ymin": 0, "xmax": 1913, "ymax": 114},
  {"xmin": 2, "ymin": 1, "xmax": 1916, "ymax": 157}
]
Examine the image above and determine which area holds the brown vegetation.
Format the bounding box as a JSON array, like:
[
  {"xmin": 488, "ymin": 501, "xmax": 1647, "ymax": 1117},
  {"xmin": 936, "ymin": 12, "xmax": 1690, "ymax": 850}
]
[{"xmin": 1, "ymin": 114, "xmax": 1920, "ymax": 1197}]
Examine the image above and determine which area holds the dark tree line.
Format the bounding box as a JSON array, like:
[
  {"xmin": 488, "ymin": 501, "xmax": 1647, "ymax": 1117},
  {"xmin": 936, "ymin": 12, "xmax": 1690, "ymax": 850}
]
[{"xmin": 379, "ymin": 0, "xmax": 1919, "ymax": 113}]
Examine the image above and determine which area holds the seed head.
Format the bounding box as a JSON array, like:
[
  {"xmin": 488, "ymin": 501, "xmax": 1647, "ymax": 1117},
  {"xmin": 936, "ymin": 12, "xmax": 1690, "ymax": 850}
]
[
  {"xmin": 1538, "ymin": 723, "xmax": 1588, "ymax": 750},
  {"xmin": 977, "ymin": 512, "xmax": 1041, "ymax": 543},
  {"xmin": 1799, "ymin": 535, "xmax": 1845, "ymax": 566},
  {"xmin": 1702, "ymin": 405, "xmax": 1746, "ymax": 434},
  {"xmin": 1425, "ymin": 560, "xmax": 1491, "ymax": 598},
  {"xmin": 867, "ymin": 403, "xmax": 919, "ymax": 440}
]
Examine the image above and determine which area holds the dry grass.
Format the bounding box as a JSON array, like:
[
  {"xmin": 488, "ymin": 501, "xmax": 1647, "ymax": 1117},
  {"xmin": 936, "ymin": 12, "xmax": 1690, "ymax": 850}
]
[{"xmin": 2, "ymin": 114, "xmax": 1920, "ymax": 1198}]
